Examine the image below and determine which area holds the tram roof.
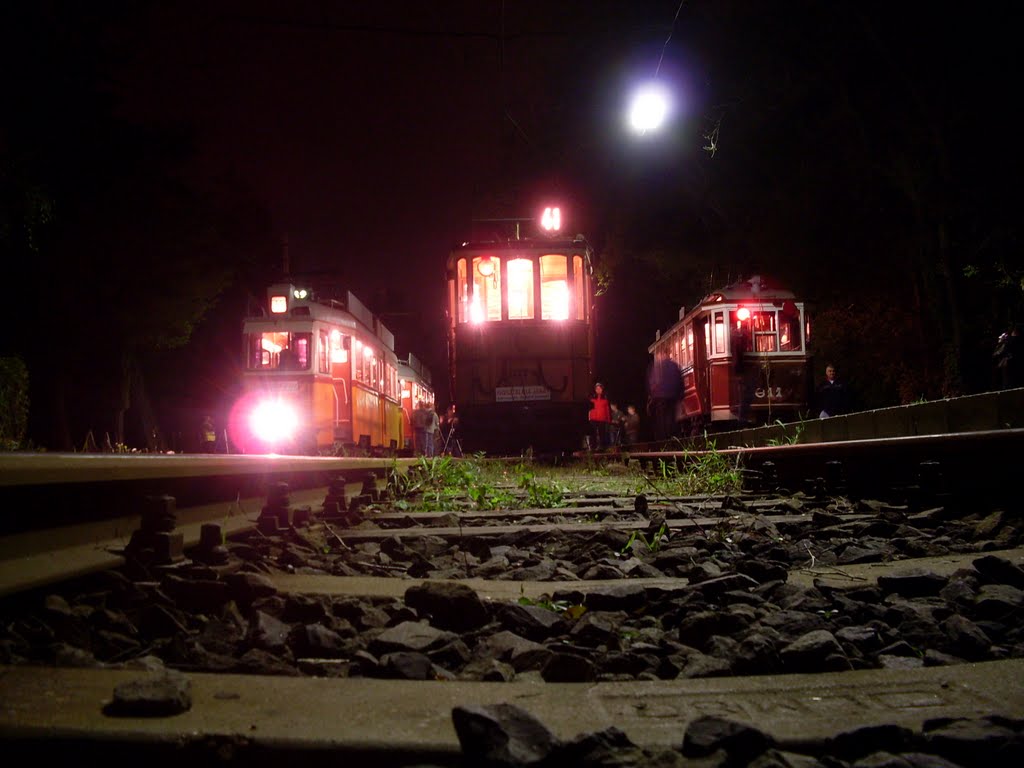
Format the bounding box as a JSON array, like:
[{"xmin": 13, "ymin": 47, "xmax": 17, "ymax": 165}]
[
  {"xmin": 450, "ymin": 236, "xmax": 591, "ymax": 253},
  {"xmin": 701, "ymin": 275, "xmax": 798, "ymax": 304}
]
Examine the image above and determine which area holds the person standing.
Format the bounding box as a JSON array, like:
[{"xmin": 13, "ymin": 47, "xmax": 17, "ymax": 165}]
[
  {"xmin": 588, "ymin": 382, "xmax": 612, "ymax": 450},
  {"xmin": 412, "ymin": 400, "xmax": 429, "ymax": 455},
  {"xmin": 199, "ymin": 415, "xmax": 217, "ymax": 453},
  {"xmin": 647, "ymin": 350, "xmax": 682, "ymax": 441},
  {"xmin": 623, "ymin": 404, "xmax": 641, "ymax": 446},
  {"xmin": 608, "ymin": 403, "xmax": 625, "ymax": 447},
  {"xmin": 423, "ymin": 402, "xmax": 440, "ymax": 457},
  {"xmin": 994, "ymin": 326, "xmax": 1022, "ymax": 390},
  {"xmin": 816, "ymin": 363, "xmax": 848, "ymax": 418}
]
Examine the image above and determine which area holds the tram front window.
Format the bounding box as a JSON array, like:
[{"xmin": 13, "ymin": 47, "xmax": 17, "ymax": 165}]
[
  {"xmin": 469, "ymin": 255, "xmax": 502, "ymax": 323},
  {"xmin": 508, "ymin": 258, "xmax": 534, "ymax": 319},
  {"xmin": 540, "ymin": 254, "xmax": 568, "ymax": 320},
  {"xmin": 248, "ymin": 332, "xmax": 311, "ymax": 370}
]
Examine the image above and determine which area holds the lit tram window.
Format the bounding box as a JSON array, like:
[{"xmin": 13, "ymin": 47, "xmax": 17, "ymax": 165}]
[
  {"xmin": 471, "ymin": 256, "xmax": 501, "ymax": 322},
  {"xmin": 470, "ymin": 293, "xmax": 484, "ymax": 324},
  {"xmin": 540, "ymin": 254, "xmax": 568, "ymax": 320},
  {"xmin": 508, "ymin": 258, "xmax": 534, "ymax": 319},
  {"xmin": 270, "ymin": 295, "xmax": 288, "ymax": 314},
  {"xmin": 330, "ymin": 330, "xmax": 348, "ymax": 364}
]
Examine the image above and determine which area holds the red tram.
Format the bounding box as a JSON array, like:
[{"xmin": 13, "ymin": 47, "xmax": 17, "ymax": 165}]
[
  {"xmin": 229, "ymin": 282, "xmax": 433, "ymax": 454},
  {"xmin": 649, "ymin": 275, "xmax": 812, "ymax": 433},
  {"xmin": 445, "ymin": 207, "xmax": 595, "ymax": 454}
]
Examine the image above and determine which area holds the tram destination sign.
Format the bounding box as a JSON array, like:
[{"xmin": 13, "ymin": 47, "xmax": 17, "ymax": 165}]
[{"xmin": 495, "ymin": 385, "xmax": 551, "ymax": 402}]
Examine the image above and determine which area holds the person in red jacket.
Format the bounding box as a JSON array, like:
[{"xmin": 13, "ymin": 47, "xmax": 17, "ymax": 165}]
[{"xmin": 588, "ymin": 382, "xmax": 612, "ymax": 450}]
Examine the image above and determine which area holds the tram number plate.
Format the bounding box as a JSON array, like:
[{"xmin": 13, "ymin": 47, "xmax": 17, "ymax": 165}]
[
  {"xmin": 496, "ymin": 385, "xmax": 551, "ymax": 402},
  {"xmin": 755, "ymin": 386, "xmax": 784, "ymax": 400}
]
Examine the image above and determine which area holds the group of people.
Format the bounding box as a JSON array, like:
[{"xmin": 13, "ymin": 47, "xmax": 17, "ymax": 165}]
[
  {"xmin": 587, "ymin": 383, "xmax": 640, "ymax": 450},
  {"xmin": 411, "ymin": 401, "xmax": 460, "ymax": 457},
  {"xmin": 587, "ymin": 355, "xmax": 854, "ymax": 451}
]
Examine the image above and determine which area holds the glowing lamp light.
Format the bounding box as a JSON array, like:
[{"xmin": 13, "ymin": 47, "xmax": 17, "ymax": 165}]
[
  {"xmin": 736, "ymin": 307, "xmax": 751, "ymax": 321},
  {"xmin": 628, "ymin": 83, "xmax": 670, "ymax": 134},
  {"xmin": 250, "ymin": 399, "xmax": 299, "ymax": 443},
  {"xmin": 477, "ymin": 257, "xmax": 495, "ymax": 277},
  {"xmin": 293, "ymin": 288, "xmax": 308, "ymax": 299},
  {"xmin": 469, "ymin": 293, "xmax": 484, "ymax": 324},
  {"xmin": 270, "ymin": 295, "xmax": 288, "ymax": 314},
  {"xmin": 540, "ymin": 206, "xmax": 562, "ymax": 232}
]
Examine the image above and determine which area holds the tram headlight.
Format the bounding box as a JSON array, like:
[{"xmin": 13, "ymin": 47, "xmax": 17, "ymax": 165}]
[{"xmin": 250, "ymin": 399, "xmax": 300, "ymax": 443}]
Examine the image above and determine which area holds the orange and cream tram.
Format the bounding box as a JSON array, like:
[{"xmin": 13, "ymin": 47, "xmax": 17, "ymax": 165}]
[
  {"xmin": 649, "ymin": 275, "xmax": 812, "ymax": 433},
  {"xmin": 445, "ymin": 206, "xmax": 595, "ymax": 454},
  {"xmin": 229, "ymin": 282, "xmax": 432, "ymax": 454}
]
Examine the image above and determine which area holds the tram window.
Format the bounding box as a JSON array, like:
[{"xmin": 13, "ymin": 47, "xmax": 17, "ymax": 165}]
[
  {"xmin": 330, "ymin": 331, "xmax": 349, "ymax": 365},
  {"xmin": 540, "ymin": 254, "xmax": 568, "ymax": 320},
  {"xmin": 780, "ymin": 307, "xmax": 802, "ymax": 351},
  {"xmin": 573, "ymin": 255, "xmax": 586, "ymax": 321},
  {"xmin": 471, "ymin": 255, "xmax": 502, "ymax": 322},
  {"xmin": 457, "ymin": 259, "xmax": 468, "ymax": 324},
  {"xmin": 507, "ymin": 258, "xmax": 534, "ymax": 320},
  {"xmin": 290, "ymin": 333, "xmax": 311, "ymax": 369},
  {"xmin": 318, "ymin": 330, "xmax": 330, "ymax": 373},
  {"xmin": 748, "ymin": 311, "xmax": 778, "ymax": 353},
  {"xmin": 713, "ymin": 312, "xmax": 726, "ymax": 354}
]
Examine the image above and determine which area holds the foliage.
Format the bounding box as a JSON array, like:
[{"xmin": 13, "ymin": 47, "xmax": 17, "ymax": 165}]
[
  {"xmin": 396, "ymin": 456, "xmax": 574, "ymax": 512},
  {"xmin": 766, "ymin": 419, "xmax": 805, "ymax": 446},
  {"xmin": 638, "ymin": 448, "xmax": 742, "ymax": 497},
  {"xmin": 619, "ymin": 523, "xmax": 668, "ymax": 555},
  {"xmin": 0, "ymin": 357, "xmax": 29, "ymax": 450}
]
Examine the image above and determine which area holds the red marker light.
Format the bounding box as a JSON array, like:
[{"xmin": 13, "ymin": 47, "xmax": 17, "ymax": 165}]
[{"xmin": 736, "ymin": 307, "xmax": 751, "ymax": 321}]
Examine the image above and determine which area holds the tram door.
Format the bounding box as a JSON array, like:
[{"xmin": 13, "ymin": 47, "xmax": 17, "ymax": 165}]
[{"xmin": 692, "ymin": 316, "xmax": 710, "ymax": 416}]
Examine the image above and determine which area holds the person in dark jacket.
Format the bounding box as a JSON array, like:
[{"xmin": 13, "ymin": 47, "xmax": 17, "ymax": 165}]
[
  {"xmin": 816, "ymin": 363, "xmax": 848, "ymax": 418},
  {"xmin": 647, "ymin": 351, "xmax": 682, "ymax": 440},
  {"xmin": 994, "ymin": 326, "xmax": 1022, "ymax": 390}
]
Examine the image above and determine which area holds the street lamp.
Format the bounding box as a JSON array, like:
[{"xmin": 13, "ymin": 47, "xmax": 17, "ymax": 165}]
[{"xmin": 627, "ymin": 82, "xmax": 672, "ymax": 135}]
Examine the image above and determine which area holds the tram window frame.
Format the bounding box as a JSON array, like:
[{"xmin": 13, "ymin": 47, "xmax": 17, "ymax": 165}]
[
  {"xmin": 712, "ymin": 311, "xmax": 726, "ymax": 355},
  {"xmin": 573, "ymin": 254, "xmax": 586, "ymax": 321},
  {"xmin": 506, "ymin": 257, "xmax": 534, "ymax": 320},
  {"xmin": 779, "ymin": 307, "xmax": 803, "ymax": 351},
  {"xmin": 471, "ymin": 255, "xmax": 502, "ymax": 323},
  {"xmin": 457, "ymin": 258, "xmax": 468, "ymax": 324},
  {"xmin": 749, "ymin": 311, "xmax": 779, "ymax": 353},
  {"xmin": 540, "ymin": 253, "xmax": 569, "ymax": 320},
  {"xmin": 317, "ymin": 329, "xmax": 330, "ymax": 374}
]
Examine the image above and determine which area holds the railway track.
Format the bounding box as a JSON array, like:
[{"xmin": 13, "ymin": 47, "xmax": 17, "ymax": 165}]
[{"xmin": 1, "ymin": 434, "xmax": 1023, "ymax": 766}]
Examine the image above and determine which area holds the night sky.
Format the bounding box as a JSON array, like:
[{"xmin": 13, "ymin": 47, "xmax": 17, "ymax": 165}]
[{"xmin": 3, "ymin": 1, "xmax": 1021, "ymax": 449}]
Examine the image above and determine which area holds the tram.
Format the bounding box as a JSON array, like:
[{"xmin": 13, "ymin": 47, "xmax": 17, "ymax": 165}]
[
  {"xmin": 229, "ymin": 282, "xmax": 433, "ymax": 454},
  {"xmin": 649, "ymin": 275, "xmax": 812, "ymax": 433},
  {"xmin": 445, "ymin": 206, "xmax": 595, "ymax": 454}
]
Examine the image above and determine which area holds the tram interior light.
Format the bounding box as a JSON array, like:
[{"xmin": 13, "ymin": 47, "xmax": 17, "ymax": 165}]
[{"xmin": 477, "ymin": 257, "xmax": 495, "ymax": 277}]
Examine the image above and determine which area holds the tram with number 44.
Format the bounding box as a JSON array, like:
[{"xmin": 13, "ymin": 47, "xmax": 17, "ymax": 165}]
[
  {"xmin": 649, "ymin": 275, "xmax": 812, "ymax": 434},
  {"xmin": 445, "ymin": 206, "xmax": 595, "ymax": 455}
]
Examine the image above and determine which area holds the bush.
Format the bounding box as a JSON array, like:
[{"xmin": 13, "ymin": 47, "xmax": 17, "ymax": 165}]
[{"xmin": 0, "ymin": 357, "xmax": 29, "ymax": 450}]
